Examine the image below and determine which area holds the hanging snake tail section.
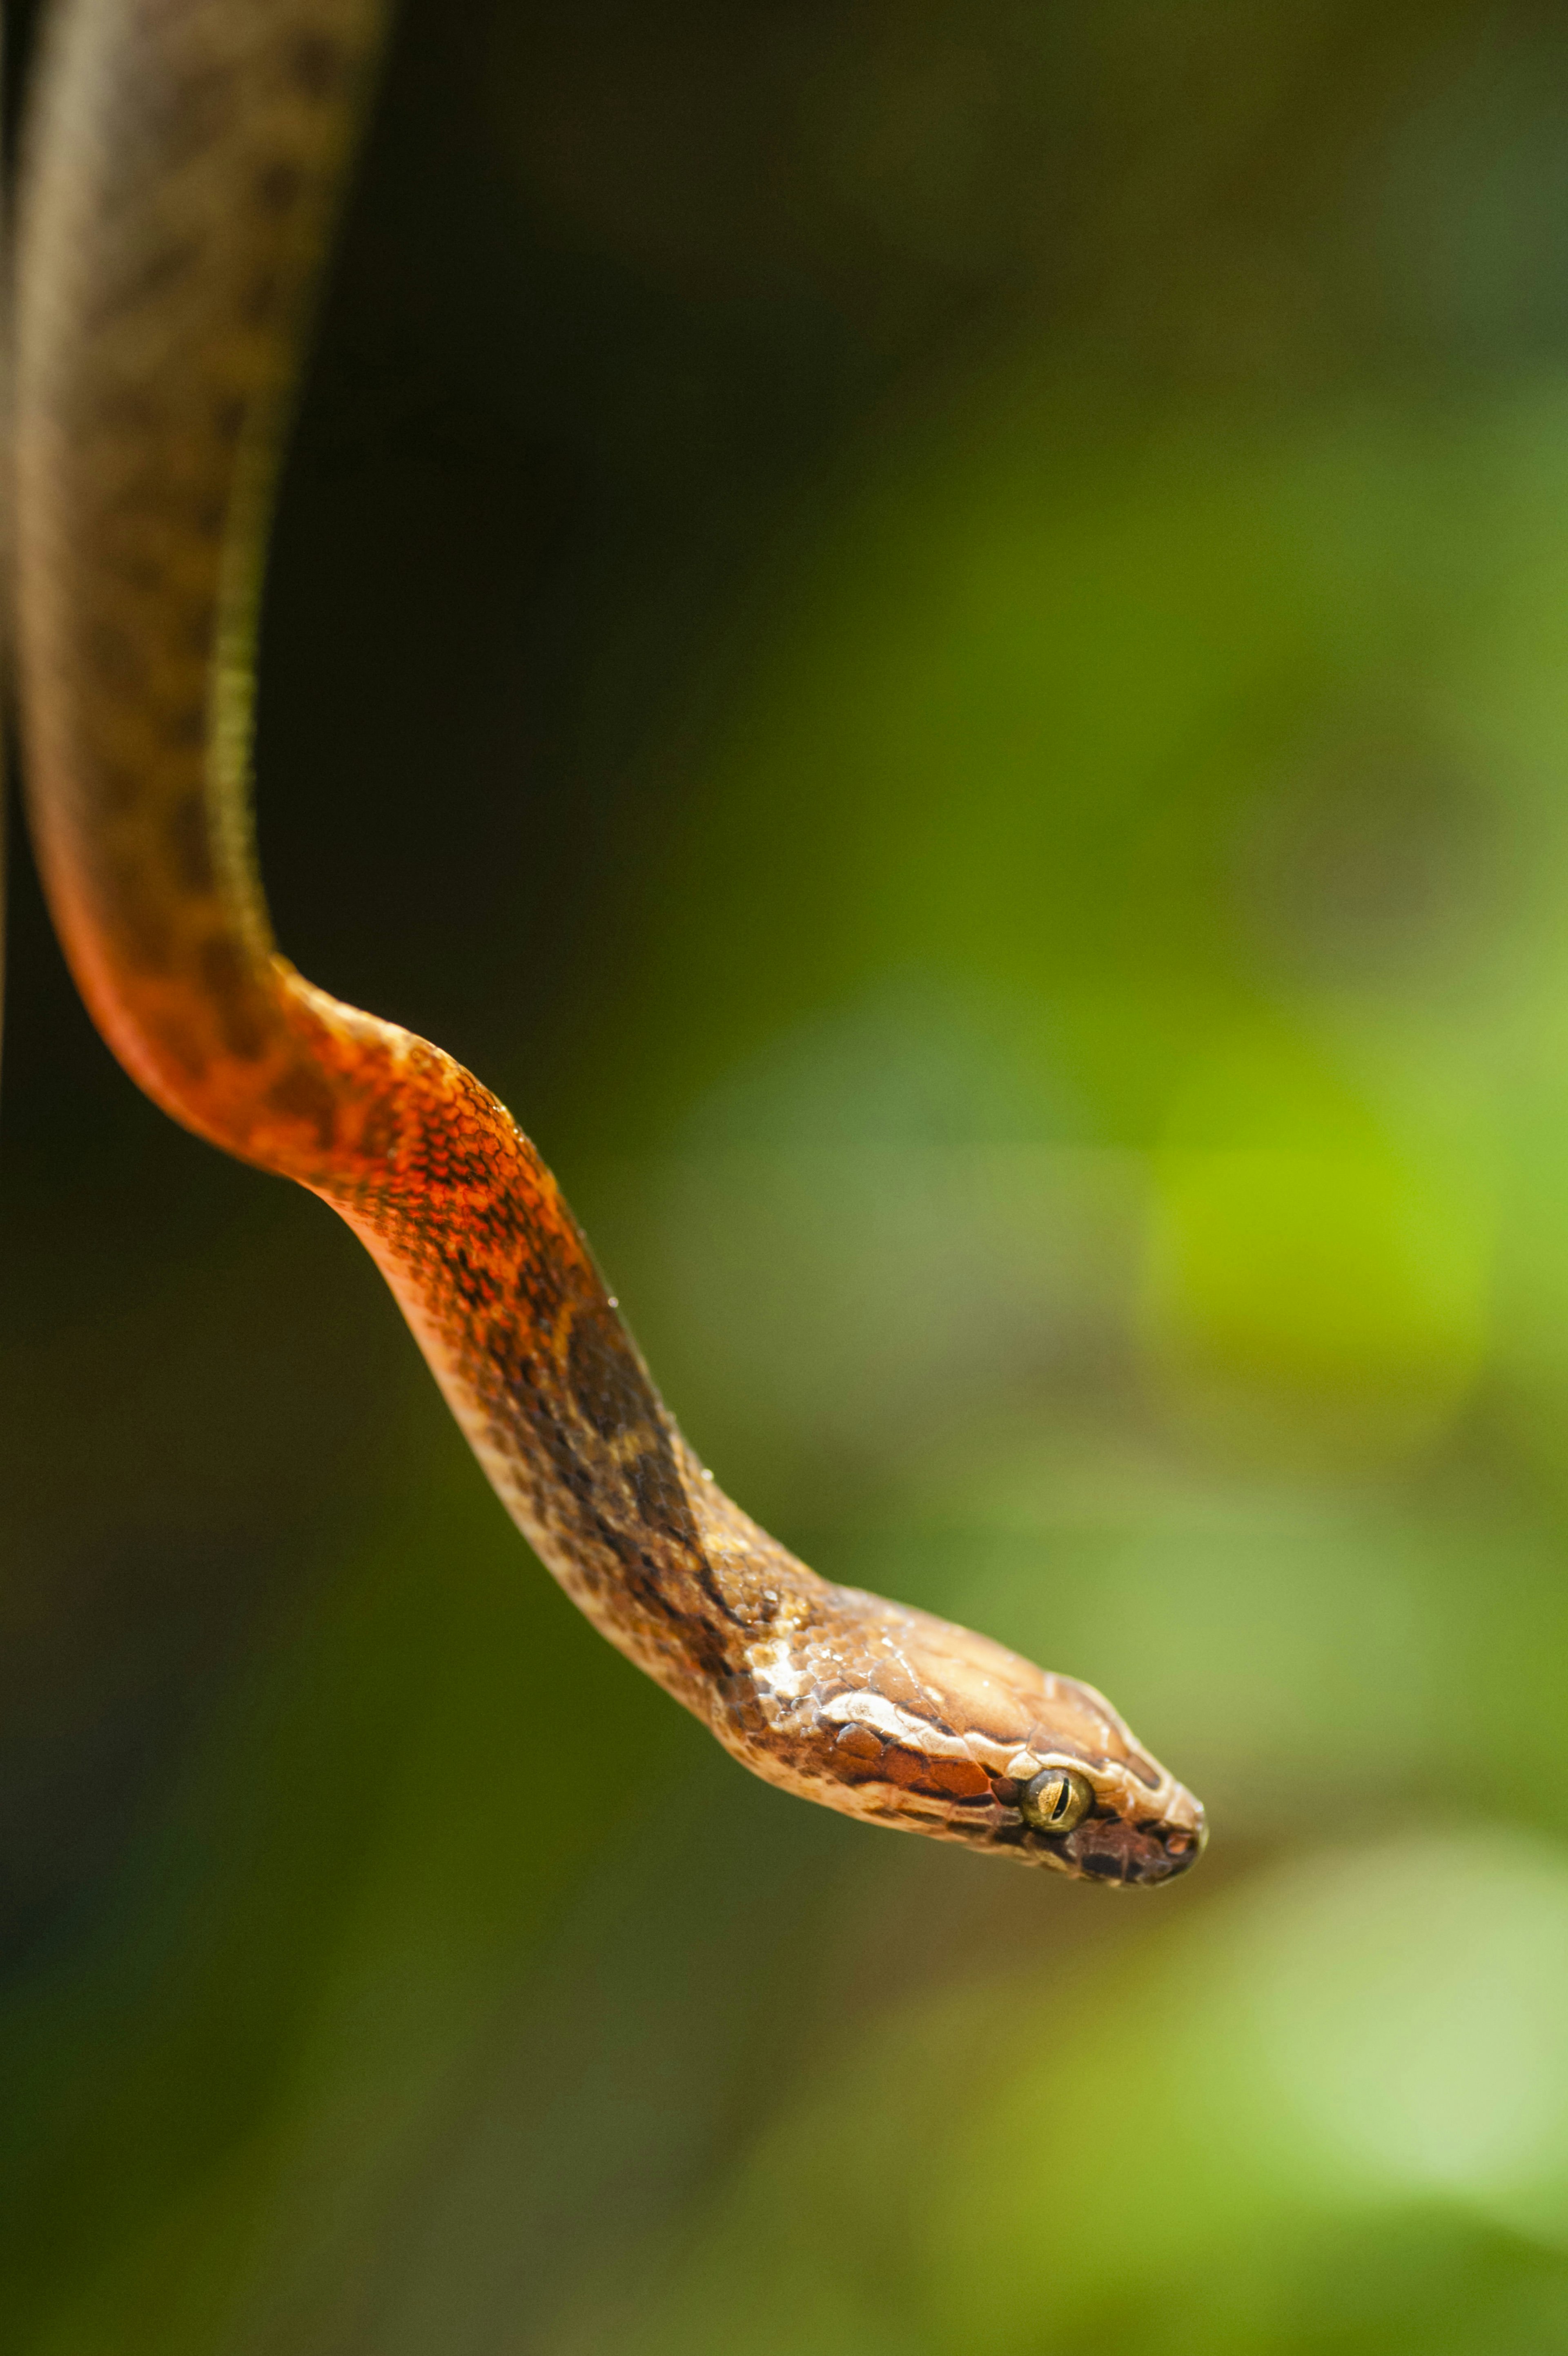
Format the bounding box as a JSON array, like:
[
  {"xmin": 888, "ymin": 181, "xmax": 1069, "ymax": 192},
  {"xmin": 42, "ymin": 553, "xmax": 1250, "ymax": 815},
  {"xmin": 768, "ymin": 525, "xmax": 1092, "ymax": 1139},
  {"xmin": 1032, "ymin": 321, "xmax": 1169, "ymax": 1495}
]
[{"xmin": 13, "ymin": 0, "xmax": 758, "ymax": 1723}]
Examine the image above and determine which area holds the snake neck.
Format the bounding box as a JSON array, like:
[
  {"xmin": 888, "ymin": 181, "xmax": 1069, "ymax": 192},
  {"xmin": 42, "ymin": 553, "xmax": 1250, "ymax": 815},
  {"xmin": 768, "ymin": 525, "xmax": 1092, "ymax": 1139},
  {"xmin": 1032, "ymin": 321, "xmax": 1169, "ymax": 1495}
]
[{"xmin": 13, "ymin": 0, "xmax": 784, "ymax": 1700}]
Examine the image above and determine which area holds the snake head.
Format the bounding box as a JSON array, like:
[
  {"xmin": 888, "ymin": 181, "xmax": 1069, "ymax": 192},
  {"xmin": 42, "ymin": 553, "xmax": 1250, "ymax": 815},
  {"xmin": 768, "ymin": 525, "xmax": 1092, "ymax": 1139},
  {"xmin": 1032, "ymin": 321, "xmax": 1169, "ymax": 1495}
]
[{"xmin": 731, "ymin": 1586, "xmax": 1207, "ymax": 1885}]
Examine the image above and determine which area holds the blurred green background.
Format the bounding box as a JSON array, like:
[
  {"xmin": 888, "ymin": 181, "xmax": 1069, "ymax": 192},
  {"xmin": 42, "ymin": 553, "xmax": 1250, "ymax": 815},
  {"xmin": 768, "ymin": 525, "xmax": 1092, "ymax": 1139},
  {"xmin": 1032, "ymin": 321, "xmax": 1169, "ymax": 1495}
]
[{"xmin": 9, "ymin": 0, "xmax": 1568, "ymax": 2347}]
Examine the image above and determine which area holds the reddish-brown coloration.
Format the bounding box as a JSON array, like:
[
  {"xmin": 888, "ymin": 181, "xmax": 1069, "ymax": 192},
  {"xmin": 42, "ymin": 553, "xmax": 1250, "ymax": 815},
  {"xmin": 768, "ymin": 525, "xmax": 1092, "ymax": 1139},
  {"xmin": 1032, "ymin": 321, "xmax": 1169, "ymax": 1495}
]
[{"xmin": 14, "ymin": 0, "xmax": 1205, "ymax": 1881}]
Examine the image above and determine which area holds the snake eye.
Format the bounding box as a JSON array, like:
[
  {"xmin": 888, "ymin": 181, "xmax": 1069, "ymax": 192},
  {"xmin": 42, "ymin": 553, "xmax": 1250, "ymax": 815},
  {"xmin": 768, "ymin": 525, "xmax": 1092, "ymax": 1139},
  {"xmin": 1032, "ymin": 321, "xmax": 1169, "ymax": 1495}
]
[{"xmin": 1021, "ymin": 1765, "xmax": 1094, "ymax": 1835}]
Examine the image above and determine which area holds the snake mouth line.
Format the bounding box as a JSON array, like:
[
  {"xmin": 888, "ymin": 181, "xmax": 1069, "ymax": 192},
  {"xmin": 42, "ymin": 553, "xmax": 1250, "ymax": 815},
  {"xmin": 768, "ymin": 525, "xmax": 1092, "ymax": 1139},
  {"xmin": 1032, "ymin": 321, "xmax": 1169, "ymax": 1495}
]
[
  {"xmin": 1042, "ymin": 1813, "xmax": 1206, "ymax": 1885},
  {"xmin": 1078, "ymin": 1845, "xmax": 1196, "ymax": 1886}
]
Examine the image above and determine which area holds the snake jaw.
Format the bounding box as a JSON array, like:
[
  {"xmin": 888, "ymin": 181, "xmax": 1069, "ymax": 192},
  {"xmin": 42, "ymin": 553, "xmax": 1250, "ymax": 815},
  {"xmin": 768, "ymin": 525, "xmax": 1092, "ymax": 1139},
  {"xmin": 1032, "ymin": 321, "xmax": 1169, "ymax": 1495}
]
[{"xmin": 1036, "ymin": 1788, "xmax": 1208, "ymax": 1884}]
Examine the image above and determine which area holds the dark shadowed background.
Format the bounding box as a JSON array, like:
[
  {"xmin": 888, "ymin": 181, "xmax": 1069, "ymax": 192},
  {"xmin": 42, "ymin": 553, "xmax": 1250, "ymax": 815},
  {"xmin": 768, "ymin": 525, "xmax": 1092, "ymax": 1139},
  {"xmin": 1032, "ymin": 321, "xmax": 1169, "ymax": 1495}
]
[{"xmin": 8, "ymin": 1, "xmax": 1568, "ymax": 2348}]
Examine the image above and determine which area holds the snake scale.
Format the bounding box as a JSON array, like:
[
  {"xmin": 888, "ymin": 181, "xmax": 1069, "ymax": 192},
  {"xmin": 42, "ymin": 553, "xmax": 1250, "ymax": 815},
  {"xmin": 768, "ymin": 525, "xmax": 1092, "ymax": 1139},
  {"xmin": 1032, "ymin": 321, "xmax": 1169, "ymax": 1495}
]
[{"xmin": 11, "ymin": 0, "xmax": 1205, "ymax": 1884}]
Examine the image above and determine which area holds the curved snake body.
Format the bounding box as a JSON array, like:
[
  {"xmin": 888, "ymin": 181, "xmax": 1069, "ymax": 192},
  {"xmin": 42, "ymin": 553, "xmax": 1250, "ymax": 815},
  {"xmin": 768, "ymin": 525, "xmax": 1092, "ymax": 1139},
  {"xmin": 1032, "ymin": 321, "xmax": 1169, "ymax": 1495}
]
[{"xmin": 13, "ymin": 0, "xmax": 1205, "ymax": 1884}]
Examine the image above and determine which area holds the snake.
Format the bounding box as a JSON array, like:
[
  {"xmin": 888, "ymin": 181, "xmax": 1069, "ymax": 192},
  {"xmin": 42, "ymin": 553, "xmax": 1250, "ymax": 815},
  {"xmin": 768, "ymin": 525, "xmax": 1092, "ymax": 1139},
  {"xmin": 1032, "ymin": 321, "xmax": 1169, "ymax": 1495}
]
[{"xmin": 11, "ymin": 0, "xmax": 1206, "ymax": 1886}]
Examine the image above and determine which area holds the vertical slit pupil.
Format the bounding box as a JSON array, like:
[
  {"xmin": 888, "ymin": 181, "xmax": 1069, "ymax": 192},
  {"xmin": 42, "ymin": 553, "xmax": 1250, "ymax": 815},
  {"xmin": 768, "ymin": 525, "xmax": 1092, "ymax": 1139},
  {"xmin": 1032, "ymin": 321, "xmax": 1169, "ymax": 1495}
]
[{"xmin": 1049, "ymin": 1776, "xmax": 1071, "ymax": 1822}]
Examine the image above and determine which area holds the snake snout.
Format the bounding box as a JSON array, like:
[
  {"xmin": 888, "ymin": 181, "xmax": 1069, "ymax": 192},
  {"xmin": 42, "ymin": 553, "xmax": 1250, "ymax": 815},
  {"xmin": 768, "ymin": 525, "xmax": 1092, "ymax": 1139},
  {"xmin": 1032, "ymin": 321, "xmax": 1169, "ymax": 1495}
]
[
  {"xmin": 1148, "ymin": 1818, "xmax": 1206, "ymax": 1881},
  {"xmin": 1063, "ymin": 1790, "xmax": 1207, "ymax": 1885}
]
